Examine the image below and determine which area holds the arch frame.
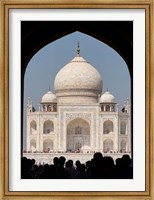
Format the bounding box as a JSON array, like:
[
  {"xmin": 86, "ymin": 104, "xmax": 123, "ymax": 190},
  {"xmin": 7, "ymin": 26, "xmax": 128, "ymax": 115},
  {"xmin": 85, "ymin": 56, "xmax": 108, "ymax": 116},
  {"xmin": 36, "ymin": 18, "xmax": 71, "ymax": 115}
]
[
  {"xmin": 66, "ymin": 117, "xmax": 91, "ymax": 151},
  {"xmin": 66, "ymin": 117, "xmax": 90, "ymax": 127}
]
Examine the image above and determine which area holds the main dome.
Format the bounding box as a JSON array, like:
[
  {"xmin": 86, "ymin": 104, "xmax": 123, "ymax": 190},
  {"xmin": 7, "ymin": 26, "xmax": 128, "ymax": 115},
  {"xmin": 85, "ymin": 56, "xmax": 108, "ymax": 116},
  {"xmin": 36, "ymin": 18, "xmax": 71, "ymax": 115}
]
[{"xmin": 54, "ymin": 52, "xmax": 102, "ymax": 104}]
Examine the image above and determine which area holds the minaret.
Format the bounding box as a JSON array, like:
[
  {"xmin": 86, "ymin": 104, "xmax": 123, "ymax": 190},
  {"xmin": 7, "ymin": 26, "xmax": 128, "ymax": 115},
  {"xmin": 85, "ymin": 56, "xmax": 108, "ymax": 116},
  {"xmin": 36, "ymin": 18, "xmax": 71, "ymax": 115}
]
[
  {"xmin": 126, "ymin": 97, "xmax": 130, "ymax": 113},
  {"xmin": 27, "ymin": 97, "xmax": 32, "ymax": 113},
  {"xmin": 27, "ymin": 97, "xmax": 35, "ymax": 113}
]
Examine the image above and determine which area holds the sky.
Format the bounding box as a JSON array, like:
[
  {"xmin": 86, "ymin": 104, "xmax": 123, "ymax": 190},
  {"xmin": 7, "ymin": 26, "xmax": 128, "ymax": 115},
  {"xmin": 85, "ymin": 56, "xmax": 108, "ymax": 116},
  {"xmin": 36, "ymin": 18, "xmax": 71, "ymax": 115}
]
[{"xmin": 23, "ymin": 31, "xmax": 130, "ymax": 150}]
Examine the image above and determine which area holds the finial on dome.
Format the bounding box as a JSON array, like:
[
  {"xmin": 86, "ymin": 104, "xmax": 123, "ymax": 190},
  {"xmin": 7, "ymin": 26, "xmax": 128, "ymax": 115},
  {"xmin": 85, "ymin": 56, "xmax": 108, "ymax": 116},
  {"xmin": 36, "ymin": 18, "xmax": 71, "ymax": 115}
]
[
  {"xmin": 106, "ymin": 88, "xmax": 108, "ymax": 92},
  {"xmin": 77, "ymin": 41, "xmax": 80, "ymax": 56},
  {"xmin": 49, "ymin": 87, "xmax": 51, "ymax": 91}
]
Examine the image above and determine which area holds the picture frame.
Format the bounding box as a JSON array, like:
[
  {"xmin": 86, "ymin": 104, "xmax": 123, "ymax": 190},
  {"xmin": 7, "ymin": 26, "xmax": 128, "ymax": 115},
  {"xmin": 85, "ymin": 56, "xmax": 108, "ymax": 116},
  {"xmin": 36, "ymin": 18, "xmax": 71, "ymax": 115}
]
[{"xmin": 0, "ymin": 0, "xmax": 154, "ymax": 199}]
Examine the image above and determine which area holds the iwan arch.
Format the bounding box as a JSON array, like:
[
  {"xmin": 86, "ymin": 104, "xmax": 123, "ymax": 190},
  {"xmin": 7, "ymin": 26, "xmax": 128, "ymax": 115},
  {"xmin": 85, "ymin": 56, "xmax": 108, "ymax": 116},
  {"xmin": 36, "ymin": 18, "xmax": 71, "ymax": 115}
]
[
  {"xmin": 26, "ymin": 45, "xmax": 131, "ymax": 162},
  {"xmin": 22, "ymin": 21, "xmax": 132, "ymax": 163}
]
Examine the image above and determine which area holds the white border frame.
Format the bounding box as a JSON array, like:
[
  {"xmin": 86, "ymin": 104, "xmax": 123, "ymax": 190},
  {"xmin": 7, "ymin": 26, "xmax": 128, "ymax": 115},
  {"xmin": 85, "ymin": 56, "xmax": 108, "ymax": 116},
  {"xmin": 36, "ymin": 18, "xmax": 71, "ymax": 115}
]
[{"xmin": 9, "ymin": 9, "xmax": 145, "ymax": 191}]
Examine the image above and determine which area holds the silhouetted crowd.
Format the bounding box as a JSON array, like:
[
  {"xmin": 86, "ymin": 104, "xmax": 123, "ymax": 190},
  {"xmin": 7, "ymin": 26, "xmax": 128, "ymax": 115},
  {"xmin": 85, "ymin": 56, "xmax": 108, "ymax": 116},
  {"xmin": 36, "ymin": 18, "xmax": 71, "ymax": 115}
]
[{"xmin": 21, "ymin": 152, "xmax": 133, "ymax": 179}]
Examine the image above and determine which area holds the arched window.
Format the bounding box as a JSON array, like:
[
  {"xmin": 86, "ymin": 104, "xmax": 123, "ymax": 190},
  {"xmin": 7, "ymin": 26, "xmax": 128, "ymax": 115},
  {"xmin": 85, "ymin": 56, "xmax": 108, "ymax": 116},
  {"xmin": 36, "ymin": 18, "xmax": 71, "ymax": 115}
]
[
  {"xmin": 103, "ymin": 120, "xmax": 114, "ymax": 134},
  {"xmin": 43, "ymin": 120, "xmax": 54, "ymax": 134},
  {"xmin": 103, "ymin": 139, "xmax": 114, "ymax": 153},
  {"xmin": 120, "ymin": 121, "xmax": 127, "ymax": 134},
  {"xmin": 47, "ymin": 105, "xmax": 52, "ymax": 111},
  {"xmin": 43, "ymin": 139, "xmax": 54, "ymax": 152},
  {"xmin": 30, "ymin": 120, "xmax": 37, "ymax": 134},
  {"xmin": 67, "ymin": 118, "xmax": 90, "ymax": 151},
  {"xmin": 30, "ymin": 139, "xmax": 36, "ymax": 152},
  {"xmin": 120, "ymin": 140, "xmax": 127, "ymax": 152},
  {"xmin": 106, "ymin": 105, "xmax": 110, "ymax": 111}
]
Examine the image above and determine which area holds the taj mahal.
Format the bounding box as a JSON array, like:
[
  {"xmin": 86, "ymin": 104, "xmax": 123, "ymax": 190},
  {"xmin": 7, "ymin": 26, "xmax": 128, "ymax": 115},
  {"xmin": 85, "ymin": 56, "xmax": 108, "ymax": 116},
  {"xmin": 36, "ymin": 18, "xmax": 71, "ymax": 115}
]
[{"xmin": 24, "ymin": 45, "xmax": 131, "ymax": 164}]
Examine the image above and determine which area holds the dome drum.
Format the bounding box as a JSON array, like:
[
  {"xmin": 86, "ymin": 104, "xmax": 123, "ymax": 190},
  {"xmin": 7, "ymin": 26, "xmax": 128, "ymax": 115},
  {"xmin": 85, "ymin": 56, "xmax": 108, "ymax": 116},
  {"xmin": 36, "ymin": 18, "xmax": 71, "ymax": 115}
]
[
  {"xmin": 57, "ymin": 96, "xmax": 99, "ymax": 104},
  {"xmin": 56, "ymin": 89, "xmax": 101, "ymax": 97}
]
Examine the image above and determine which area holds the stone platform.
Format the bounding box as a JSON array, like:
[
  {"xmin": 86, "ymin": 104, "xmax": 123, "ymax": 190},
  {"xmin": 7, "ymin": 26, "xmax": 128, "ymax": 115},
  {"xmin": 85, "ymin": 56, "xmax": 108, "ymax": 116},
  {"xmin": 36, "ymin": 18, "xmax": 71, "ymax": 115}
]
[{"xmin": 23, "ymin": 153, "xmax": 131, "ymax": 165}]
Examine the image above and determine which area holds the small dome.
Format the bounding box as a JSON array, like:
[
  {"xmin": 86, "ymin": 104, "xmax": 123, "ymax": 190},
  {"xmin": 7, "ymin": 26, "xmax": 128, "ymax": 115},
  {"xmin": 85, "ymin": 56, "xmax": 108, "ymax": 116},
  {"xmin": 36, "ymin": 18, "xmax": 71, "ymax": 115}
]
[
  {"xmin": 100, "ymin": 90, "xmax": 115, "ymax": 103},
  {"xmin": 41, "ymin": 90, "xmax": 57, "ymax": 103}
]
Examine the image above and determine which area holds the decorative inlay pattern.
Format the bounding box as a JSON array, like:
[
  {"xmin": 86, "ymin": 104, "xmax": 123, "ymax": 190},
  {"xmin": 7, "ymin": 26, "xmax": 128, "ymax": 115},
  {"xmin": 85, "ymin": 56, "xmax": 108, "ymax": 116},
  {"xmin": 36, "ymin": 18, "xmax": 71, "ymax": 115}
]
[{"xmin": 65, "ymin": 113, "xmax": 91, "ymax": 123}]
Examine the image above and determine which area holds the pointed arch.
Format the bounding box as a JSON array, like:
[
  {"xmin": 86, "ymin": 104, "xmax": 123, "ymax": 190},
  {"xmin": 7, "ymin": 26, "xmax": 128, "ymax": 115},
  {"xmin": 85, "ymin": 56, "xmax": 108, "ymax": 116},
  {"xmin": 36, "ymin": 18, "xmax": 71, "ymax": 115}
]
[
  {"xmin": 120, "ymin": 121, "xmax": 127, "ymax": 134},
  {"xmin": 30, "ymin": 139, "xmax": 36, "ymax": 152},
  {"xmin": 103, "ymin": 139, "xmax": 114, "ymax": 153},
  {"xmin": 67, "ymin": 118, "xmax": 90, "ymax": 151},
  {"xmin": 30, "ymin": 120, "xmax": 37, "ymax": 134},
  {"xmin": 43, "ymin": 120, "xmax": 54, "ymax": 134},
  {"xmin": 43, "ymin": 139, "xmax": 54, "ymax": 152},
  {"xmin": 120, "ymin": 140, "xmax": 127, "ymax": 153},
  {"xmin": 103, "ymin": 120, "xmax": 114, "ymax": 134}
]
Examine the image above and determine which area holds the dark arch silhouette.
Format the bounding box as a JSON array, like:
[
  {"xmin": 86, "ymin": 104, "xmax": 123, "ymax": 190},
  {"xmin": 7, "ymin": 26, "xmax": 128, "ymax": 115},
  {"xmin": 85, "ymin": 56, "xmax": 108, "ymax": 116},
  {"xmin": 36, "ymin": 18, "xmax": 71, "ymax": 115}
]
[{"xmin": 21, "ymin": 21, "xmax": 133, "ymax": 155}]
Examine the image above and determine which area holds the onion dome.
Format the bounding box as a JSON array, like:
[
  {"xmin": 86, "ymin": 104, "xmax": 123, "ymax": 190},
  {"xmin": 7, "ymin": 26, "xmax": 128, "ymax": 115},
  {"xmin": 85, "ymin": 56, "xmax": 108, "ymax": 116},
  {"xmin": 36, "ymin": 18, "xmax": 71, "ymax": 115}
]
[
  {"xmin": 41, "ymin": 90, "xmax": 57, "ymax": 103},
  {"xmin": 54, "ymin": 43, "xmax": 102, "ymax": 103},
  {"xmin": 100, "ymin": 90, "xmax": 116, "ymax": 103}
]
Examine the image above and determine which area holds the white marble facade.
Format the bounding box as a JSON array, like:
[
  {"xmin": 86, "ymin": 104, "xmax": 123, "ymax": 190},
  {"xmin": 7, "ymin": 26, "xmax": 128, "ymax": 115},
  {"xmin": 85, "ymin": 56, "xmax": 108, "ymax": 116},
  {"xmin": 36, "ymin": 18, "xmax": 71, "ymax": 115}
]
[{"xmin": 26, "ymin": 47, "xmax": 131, "ymax": 155}]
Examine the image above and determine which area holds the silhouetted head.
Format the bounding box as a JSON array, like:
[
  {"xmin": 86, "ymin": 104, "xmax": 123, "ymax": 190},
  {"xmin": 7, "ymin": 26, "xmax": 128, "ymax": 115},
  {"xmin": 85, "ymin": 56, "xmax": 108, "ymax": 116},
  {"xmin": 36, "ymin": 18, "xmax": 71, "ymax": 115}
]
[
  {"xmin": 31, "ymin": 159, "xmax": 35, "ymax": 165},
  {"xmin": 121, "ymin": 154, "xmax": 131, "ymax": 165},
  {"xmin": 53, "ymin": 157, "xmax": 59, "ymax": 166},
  {"xmin": 115, "ymin": 158, "xmax": 122, "ymax": 166},
  {"xmin": 59, "ymin": 156, "xmax": 66, "ymax": 166},
  {"xmin": 75, "ymin": 160, "xmax": 81, "ymax": 167},
  {"xmin": 86, "ymin": 160, "xmax": 92, "ymax": 168},
  {"xmin": 93, "ymin": 152, "xmax": 103, "ymax": 164},
  {"xmin": 80, "ymin": 164, "xmax": 86, "ymax": 172},
  {"xmin": 67, "ymin": 160, "xmax": 73, "ymax": 167}
]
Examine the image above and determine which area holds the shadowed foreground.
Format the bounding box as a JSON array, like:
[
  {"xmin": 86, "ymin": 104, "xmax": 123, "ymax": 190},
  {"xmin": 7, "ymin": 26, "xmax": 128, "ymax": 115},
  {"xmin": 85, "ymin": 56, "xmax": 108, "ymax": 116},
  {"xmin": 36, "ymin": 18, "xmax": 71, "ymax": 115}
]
[{"xmin": 21, "ymin": 152, "xmax": 133, "ymax": 179}]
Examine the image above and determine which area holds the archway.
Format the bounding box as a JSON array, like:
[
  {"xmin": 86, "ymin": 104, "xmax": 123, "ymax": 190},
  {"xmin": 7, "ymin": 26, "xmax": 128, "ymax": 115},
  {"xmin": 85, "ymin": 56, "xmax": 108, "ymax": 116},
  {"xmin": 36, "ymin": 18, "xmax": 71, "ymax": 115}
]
[
  {"xmin": 120, "ymin": 140, "xmax": 127, "ymax": 153},
  {"xmin": 30, "ymin": 120, "xmax": 37, "ymax": 134},
  {"xmin": 22, "ymin": 21, "xmax": 133, "ymax": 156},
  {"xmin": 30, "ymin": 139, "xmax": 36, "ymax": 152},
  {"xmin": 103, "ymin": 139, "xmax": 114, "ymax": 153},
  {"xmin": 103, "ymin": 120, "xmax": 114, "ymax": 134},
  {"xmin": 67, "ymin": 118, "xmax": 90, "ymax": 152},
  {"xmin": 43, "ymin": 139, "xmax": 54, "ymax": 152},
  {"xmin": 43, "ymin": 120, "xmax": 54, "ymax": 134}
]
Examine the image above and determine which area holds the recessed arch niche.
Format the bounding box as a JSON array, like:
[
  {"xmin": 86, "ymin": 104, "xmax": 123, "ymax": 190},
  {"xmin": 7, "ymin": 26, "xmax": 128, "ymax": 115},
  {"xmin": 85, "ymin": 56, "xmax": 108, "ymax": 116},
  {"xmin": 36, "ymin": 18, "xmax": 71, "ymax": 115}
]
[{"xmin": 67, "ymin": 118, "xmax": 90, "ymax": 152}]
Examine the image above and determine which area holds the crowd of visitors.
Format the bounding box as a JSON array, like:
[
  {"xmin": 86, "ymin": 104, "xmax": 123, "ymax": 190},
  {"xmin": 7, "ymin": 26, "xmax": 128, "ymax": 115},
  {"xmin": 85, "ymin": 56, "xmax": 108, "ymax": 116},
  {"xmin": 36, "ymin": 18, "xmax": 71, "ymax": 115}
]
[{"xmin": 21, "ymin": 152, "xmax": 133, "ymax": 179}]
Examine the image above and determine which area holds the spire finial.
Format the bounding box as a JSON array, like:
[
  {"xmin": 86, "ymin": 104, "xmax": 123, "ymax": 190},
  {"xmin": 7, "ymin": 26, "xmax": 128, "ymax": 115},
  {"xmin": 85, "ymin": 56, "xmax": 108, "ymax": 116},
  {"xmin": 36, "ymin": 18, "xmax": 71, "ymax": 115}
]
[
  {"xmin": 49, "ymin": 86, "xmax": 51, "ymax": 91},
  {"xmin": 77, "ymin": 41, "xmax": 80, "ymax": 56},
  {"xmin": 107, "ymin": 88, "xmax": 108, "ymax": 92}
]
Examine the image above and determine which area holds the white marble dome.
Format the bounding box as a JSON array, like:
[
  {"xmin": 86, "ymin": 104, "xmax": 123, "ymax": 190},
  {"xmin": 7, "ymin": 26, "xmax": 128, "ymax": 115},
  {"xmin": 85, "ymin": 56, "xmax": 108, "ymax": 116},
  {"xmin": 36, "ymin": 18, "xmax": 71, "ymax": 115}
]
[
  {"xmin": 100, "ymin": 90, "xmax": 116, "ymax": 103},
  {"xmin": 54, "ymin": 55, "xmax": 102, "ymax": 103},
  {"xmin": 41, "ymin": 90, "xmax": 57, "ymax": 103}
]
